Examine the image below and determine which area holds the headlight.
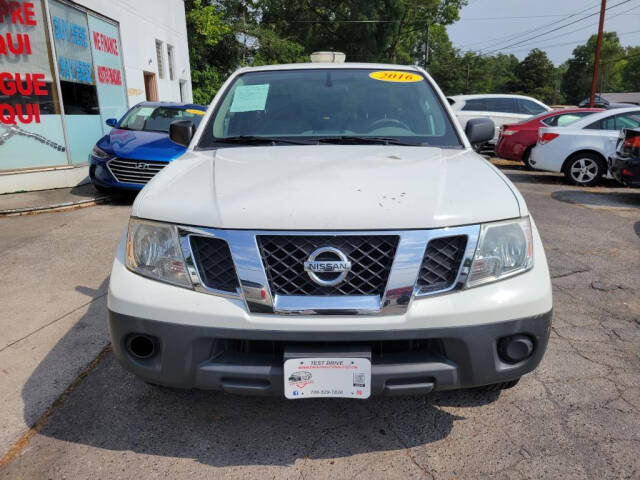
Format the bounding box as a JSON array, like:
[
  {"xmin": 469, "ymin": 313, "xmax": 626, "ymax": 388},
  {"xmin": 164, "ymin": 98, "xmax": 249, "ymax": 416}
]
[
  {"xmin": 125, "ymin": 218, "xmax": 192, "ymax": 288},
  {"xmin": 466, "ymin": 217, "xmax": 533, "ymax": 288},
  {"xmin": 91, "ymin": 145, "xmax": 111, "ymax": 159}
]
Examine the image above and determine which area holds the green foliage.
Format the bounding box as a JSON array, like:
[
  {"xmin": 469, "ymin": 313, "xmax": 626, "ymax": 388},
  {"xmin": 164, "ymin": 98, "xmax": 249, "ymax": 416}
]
[
  {"xmin": 561, "ymin": 32, "xmax": 625, "ymax": 104},
  {"xmin": 184, "ymin": 0, "xmax": 232, "ymax": 104},
  {"xmin": 183, "ymin": 1, "xmax": 639, "ymax": 106},
  {"xmin": 508, "ymin": 49, "xmax": 555, "ymax": 103},
  {"xmin": 184, "ymin": 0, "xmax": 467, "ymax": 101},
  {"xmin": 251, "ymin": 27, "xmax": 308, "ymax": 66},
  {"xmin": 621, "ymin": 46, "xmax": 640, "ymax": 91}
]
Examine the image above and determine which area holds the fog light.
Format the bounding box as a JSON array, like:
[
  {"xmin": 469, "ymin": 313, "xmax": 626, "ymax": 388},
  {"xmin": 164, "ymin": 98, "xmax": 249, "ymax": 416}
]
[
  {"xmin": 498, "ymin": 334, "xmax": 534, "ymax": 364},
  {"xmin": 126, "ymin": 334, "xmax": 158, "ymax": 359}
]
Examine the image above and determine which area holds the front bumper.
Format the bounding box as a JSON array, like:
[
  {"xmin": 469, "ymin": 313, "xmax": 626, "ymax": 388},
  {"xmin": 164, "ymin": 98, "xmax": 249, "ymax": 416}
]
[
  {"xmin": 108, "ymin": 219, "xmax": 553, "ymax": 396},
  {"xmin": 88, "ymin": 154, "xmax": 144, "ymax": 191},
  {"xmin": 109, "ymin": 309, "xmax": 552, "ymax": 395},
  {"xmin": 609, "ymin": 153, "xmax": 640, "ymax": 187}
]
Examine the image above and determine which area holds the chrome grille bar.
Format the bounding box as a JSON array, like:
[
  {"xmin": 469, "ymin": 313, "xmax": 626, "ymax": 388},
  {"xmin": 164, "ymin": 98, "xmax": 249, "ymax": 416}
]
[
  {"xmin": 176, "ymin": 226, "xmax": 481, "ymax": 316},
  {"xmin": 107, "ymin": 158, "xmax": 167, "ymax": 185}
]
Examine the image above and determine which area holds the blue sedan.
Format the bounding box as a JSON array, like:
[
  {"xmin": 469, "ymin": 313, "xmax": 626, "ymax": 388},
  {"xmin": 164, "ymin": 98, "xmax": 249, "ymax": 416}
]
[{"xmin": 89, "ymin": 102, "xmax": 206, "ymax": 192}]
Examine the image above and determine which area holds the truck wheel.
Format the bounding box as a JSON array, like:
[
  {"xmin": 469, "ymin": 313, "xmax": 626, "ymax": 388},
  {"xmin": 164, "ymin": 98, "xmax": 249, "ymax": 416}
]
[
  {"xmin": 563, "ymin": 153, "xmax": 604, "ymax": 186},
  {"xmin": 481, "ymin": 378, "xmax": 520, "ymax": 391}
]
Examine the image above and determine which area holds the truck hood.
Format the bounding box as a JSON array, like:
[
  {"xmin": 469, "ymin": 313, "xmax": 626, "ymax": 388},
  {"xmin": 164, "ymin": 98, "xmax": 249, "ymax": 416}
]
[{"xmin": 133, "ymin": 145, "xmax": 523, "ymax": 230}]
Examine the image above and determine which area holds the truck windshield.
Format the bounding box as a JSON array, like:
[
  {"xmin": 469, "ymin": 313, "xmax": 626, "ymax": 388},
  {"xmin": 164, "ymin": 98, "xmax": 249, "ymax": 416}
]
[{"xmin": 198, "ymin": 68, "xmax": 462, "ymax": 148}]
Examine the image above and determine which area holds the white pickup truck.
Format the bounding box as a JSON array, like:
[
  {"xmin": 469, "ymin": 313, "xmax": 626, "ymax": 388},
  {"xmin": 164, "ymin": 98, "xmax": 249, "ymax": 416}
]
[{"xmin": 108, "ymin": 62, "xmax": 552, "ymax": 399}]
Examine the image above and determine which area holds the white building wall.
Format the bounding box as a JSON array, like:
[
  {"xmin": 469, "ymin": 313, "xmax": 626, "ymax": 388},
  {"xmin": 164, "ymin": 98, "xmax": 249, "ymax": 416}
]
[{"xmin": 74, "ymin": 0, "xmax": 192, "ymax": 105}]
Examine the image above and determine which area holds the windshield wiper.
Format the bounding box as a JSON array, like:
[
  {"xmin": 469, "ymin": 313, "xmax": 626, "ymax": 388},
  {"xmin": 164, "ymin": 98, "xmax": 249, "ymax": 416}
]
[
  {"xmin": 316, "ymin": 136, "xmax": 422, "ymax": 146},
  {"xmin": 213, "ymin": 136, "xmax": 314, "ymax": 145}
]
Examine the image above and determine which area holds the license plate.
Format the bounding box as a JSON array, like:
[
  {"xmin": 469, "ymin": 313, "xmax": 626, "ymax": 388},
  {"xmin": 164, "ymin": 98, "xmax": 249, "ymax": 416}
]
[{"xmin": 284, "ymin": 357, "xmax": 371, "ymax": 399}]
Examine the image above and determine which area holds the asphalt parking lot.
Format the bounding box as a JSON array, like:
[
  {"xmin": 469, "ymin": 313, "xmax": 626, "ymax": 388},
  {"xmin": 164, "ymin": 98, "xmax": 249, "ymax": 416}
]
[{"xmin": 1, "ymin": 164, "xmax": 639, "ymax": 479}]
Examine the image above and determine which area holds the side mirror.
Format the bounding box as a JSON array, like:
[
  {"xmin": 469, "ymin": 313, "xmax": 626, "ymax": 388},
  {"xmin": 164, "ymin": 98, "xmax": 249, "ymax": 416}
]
[
  {"xmin": 465, "ymin": 117, "xmax": 495, "ymax": 146},
  {"xmin": 169, "ymin": 120, "xmax": 195, "ymax": 147},
  {"xmin": 105, "ymin": 118, "xmax": 118, "ymax": 128}
]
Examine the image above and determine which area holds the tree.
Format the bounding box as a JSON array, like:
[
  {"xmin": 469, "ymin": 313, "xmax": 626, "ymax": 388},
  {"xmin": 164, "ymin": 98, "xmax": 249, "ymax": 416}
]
[
  {"xmin": 185, "ymin": 0, "xmax": 232, "ymax": 104},
  {"xmin": 621, "ymin": 46, "xmax": 640, "ymax": 92},
  {"xmin": 561, "ymin": 32, "xmax": 625, "ymax": 104},
  {"xmin": 509, "ymin": 49, "xmax": 555, "ymax": 104},
  {"xmin": 256, "ymin": 0, "xmax": 467, "ymax": 64}
]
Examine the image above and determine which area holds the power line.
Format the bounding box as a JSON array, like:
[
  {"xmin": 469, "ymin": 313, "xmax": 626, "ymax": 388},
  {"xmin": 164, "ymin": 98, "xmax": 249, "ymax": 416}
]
[
  {"xmin": 503, "ymin": 27, "xmax": 640, "ymax": 55},
  {"xmin": 456, "ymin": 1, "xmax": 602, "ymax": 50},
  {"xmin": 480, "ymin": 0, "xmax": 632, "ymax": 56},
  {"xmin": 459, "ymin": 13, "xmax": 640, "ymax": 20},
  {"xmin": 487, "ymin": 2, "xmax": 640, "ymax": 55}
]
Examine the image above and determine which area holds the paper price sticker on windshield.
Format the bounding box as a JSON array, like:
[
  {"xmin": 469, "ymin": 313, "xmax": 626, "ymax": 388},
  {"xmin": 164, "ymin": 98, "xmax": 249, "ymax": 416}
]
[
  {"xmin": 230, "ymin": 84, "xmax": 270, "ymax": 112},
  {"xmin": 369, "ymin": 71, "xmax": 422, "ymax": 82}
]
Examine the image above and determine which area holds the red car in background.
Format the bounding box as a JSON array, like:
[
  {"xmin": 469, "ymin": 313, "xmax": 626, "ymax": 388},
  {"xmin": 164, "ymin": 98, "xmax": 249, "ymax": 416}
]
[{"xmin": 495, "ymin": 108, "xmax": 603, "ymax": 169}]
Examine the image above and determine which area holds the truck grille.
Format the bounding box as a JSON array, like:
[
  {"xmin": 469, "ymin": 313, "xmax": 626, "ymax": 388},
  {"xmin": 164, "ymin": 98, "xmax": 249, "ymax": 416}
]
[
  {"xmin": 417, "ymin": 235, "xmax": 467, "ymax": 293},
  {"xmin": 107, "ymin": 158, "xmax": 167, "ymax": 185},
  {"xmin": 190, "ymin": 236, "xmax": 239, "ymax": 293},
  {"xmin": 257, "ymin": 235, "xmax": 399, "ymax": 296}
]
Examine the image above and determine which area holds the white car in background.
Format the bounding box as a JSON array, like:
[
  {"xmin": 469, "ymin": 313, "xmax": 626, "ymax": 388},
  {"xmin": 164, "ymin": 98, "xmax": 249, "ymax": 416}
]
[
  {"xmin": 448, "ymin": 94, "xmax": 551, "ymax": 145},
  {"xmin": 530, "ymin": 107, "xmax": 640, "ymax": 186}
]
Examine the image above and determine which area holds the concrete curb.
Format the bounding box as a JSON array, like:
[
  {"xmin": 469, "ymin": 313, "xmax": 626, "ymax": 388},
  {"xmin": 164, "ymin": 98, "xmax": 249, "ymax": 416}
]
[{"xmin": 0, "ymin": 194, "xmax": 111, "ymax": 217}]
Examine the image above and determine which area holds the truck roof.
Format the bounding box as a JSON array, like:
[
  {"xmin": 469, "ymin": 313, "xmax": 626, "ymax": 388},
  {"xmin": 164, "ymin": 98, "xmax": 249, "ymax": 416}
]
[{"xmin": 234, "ymin": 62, "xmax": 422, "ymax": 74}]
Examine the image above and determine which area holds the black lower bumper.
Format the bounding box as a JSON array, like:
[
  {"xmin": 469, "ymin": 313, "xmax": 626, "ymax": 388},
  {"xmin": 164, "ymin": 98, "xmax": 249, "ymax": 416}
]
[
  {"xmin": 609, "ymin": 154, "xmax": 640, "ymax": 187},
  {"xmin": 108, "ymin": 310, "xmax": 552, "ymax": 396}
]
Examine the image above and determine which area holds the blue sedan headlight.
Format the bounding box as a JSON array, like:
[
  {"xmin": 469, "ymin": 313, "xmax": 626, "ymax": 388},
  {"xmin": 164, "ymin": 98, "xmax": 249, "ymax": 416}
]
[{"xmin": 91, "ymin": 145, "xmax": 112, "ymax": 159}]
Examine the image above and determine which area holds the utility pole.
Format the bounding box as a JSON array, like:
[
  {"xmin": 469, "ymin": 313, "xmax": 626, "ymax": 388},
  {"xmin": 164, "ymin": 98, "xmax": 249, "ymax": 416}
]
[
  {"xmin": 423, "ymin": 24, "xmax": 430, "ymax": 68},
  {"xmin": 466, "ymin": 62, "xmax": 470, "ymax": 93},
  {"xmin": 589, "ymin": 0, "xmax": 606, "ymax": 107},
  {"xmin": 242, "ymin": 1, "xmax": 247, "ymax": 65}
]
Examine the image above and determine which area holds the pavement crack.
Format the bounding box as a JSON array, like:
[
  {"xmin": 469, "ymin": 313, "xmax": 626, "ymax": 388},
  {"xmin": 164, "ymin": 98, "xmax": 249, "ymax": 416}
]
[
  {"xmin": 551, "ymin": 268, "xmax": 590, "ymax": 279},
  {"xmin": 0, "ymin": 292, "xmax": 107, "ymax": 354},
  {"xmin": 362, "ymin": 403, "xmax": 435, "ymax": 480},
  {"xmin": 0, "ymin": 344, "xmax": 111, "ymax": 467}
]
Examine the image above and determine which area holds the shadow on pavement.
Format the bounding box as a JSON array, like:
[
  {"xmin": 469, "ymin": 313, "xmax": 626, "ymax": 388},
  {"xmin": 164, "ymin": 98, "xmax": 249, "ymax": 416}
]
[
  {"xmin": 494, "ymin": 168, "xmax": 567, "ymax": 186},
  {"xmin": 21, "ymin": 278, "xmax": 111, "ymax": 430},
  {"xmin": 634, "ymin": 221, "xmax": 640, "ymax": 238},
  {"xmin": 21, "ymin": 284, "xmax": 501, "ymax": 467},
  {"xmin": 494, "ymin": 165, "xmax": 624, "ymax": 189},
  {"xmin": 552, "ymin": 189, "xmax": 640, "ymax": 209},
  {"xmin": 68, "ymin": 183, "xmax": 106, "ymax": 198}
]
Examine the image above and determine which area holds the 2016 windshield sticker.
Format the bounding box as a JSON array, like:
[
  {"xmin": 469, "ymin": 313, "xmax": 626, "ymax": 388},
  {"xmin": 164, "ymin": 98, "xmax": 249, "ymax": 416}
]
[
  {"xmin": 229, "ymin": 84, "xmax": 270, "ymax": 112},
  {"xmin": 369, "ymin": 71, "xmax": 422, "ymax": 82},
  {"xmin": 185, "ymin": 109, "xmax": 205, "ymax": 115}
]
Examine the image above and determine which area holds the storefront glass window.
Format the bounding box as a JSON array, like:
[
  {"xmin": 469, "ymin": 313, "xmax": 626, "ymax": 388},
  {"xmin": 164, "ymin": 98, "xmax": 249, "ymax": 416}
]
[
  {"xmin": 0, "ymin": 0, "xmax": 67, "ymax": 170},
  {"xmin": 87, "ymin": 14, "xmax": 127, "ymax": 133},
  {"xmin": 48, "ymin": 0, "xmax": 102, "ymax": 164}
]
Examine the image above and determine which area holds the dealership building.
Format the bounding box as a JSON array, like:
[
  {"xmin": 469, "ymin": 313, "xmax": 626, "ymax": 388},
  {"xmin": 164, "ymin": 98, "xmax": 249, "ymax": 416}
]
[{"xmin": 0, "ymin": 0, "xmax": 193, "ymax": 193}]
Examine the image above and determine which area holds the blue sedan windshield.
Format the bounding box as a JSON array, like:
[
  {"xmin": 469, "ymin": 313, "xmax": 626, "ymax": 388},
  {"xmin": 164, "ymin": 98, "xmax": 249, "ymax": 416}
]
[{"xmin": 119, "ymin": 106, "xmax": 205, "ymax": 132}]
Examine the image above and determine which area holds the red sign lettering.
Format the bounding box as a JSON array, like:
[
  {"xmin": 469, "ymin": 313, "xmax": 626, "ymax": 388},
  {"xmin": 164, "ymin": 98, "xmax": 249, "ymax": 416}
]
[
  {"xmin": 97, "ymin": 65, "xmax": 122, "ymax": 85},
  {"xmin": 0, "ymin": 1, "xmax": 36, "ymax": 25},
  {"xmin": 0, "ymin": 32, "xmax": 32, "ymax": 55},
  {"xmin": 0, "ymin": 72, "xmax": 47, "ymax": 96},
  {"xmin": 92, "ymin": 31, "xmax": 118, "ymax": 56},
  {"xmin": 0, "ymin": 103, "xmax": 40, "ymax": 125},
  {"xmin": 0, "ymin": 3, "xmax": 42, "ymax": 124}
]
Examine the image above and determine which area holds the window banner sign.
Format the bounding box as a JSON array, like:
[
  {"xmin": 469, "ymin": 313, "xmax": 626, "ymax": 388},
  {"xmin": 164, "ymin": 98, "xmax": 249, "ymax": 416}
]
[
  {"xmin": 48, "ymin": 0, "xmax": 103, "ymax": 164},
  {"xmin": 88, "ymin": 14, "xmax": 127, "ymax": 134},
  {"xmin": 48, "ymin": 0, "xmax": 93, "ymax": 85},
  {"xmin": 0, "ymin": 0, "xmax": 67, "ymax": 170}
]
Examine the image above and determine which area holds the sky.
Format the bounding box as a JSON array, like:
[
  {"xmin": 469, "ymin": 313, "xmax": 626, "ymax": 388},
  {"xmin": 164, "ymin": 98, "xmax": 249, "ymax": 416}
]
[{"xmin": 446, "ymin": 0, "xmax": 640, "ymax": 65}]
